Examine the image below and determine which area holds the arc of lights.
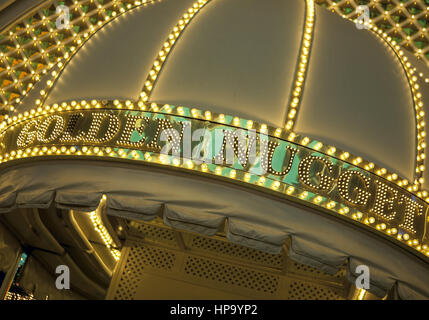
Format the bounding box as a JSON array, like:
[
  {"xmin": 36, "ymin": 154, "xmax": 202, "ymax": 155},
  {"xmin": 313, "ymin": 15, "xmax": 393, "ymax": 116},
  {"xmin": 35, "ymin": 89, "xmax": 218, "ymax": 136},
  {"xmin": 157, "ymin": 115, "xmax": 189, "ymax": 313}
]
[
  {"xmin": 0, "ymin": 0, "xmax": 162, "ymax": 111},
  {"xmin": 282, "ymin": 0, "xmax": 426, "ymax": 193},
  {"xmin": 139, "ymin": 0, "xmax": 211, "ymax": 103},
  {"xmin": 318, "ymin": 0, "xmax": 429, "ymax": 191},
  {"xmin": 368, "ymin": 24, "xmax": 426, "ymax": 193},
  {"xmin": 90, "ymin": 195, "xmax": 121, "ymax": 261},
  {"xmin": 337, "ymin": 12, "xmax": 427, "ymax": 199},
  {"xmin": 284, "ymin": 0, "xmax": 315, "ymax": 132}
]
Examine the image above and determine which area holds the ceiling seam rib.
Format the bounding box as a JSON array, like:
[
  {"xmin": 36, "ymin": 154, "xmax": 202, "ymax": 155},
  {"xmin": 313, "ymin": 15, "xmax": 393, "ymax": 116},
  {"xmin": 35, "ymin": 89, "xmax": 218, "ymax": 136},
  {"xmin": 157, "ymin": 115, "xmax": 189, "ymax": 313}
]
[{"xmin": 284, "ymin": 0, "xmax": 315, "ymax": 132}]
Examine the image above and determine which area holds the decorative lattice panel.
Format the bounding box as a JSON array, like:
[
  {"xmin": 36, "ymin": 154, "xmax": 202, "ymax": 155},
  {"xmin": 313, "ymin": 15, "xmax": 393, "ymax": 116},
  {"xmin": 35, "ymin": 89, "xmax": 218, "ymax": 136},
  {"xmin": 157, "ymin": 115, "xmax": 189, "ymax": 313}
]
[
  {"xmin": 286, "ymin": 259, "xmax": 347, "ymax": 283},
  {"xmin": 186, "ymin": 235, "xmax": 285, "ymax": 270},
  {"xmin": 112, "ymin": 244, "xmax": 144, "ymax": 300},
  {"xmin": 287, "ymin": 280, "xmax": 345, "ymax": 300},
  {"xmin": 131, "ymin": 218, "xmax": 179, "ymax": 248},
  {"xmin": 316, "ymin": 0, "xmax": 429, "ymax": 62},
  {"xmin": 183, "ymin": 255, "xmax": 280, "ymax": 295},
  {"xmin": 111, "ymin": 241, "xmax": 176, "ymax": 300},
  {"xmin": 108, "ymin": 220, "xmax": 351, "ymax": 300}
]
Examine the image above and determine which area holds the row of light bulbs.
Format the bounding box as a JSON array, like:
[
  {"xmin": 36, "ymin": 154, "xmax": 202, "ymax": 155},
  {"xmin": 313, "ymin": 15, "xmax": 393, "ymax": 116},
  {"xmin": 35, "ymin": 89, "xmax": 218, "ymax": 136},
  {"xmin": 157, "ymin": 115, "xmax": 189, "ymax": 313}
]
[
  {"xmin": 139, "ymin": 0, "xmax": 210, "ymax": 103},
  {"xmin": 292, "ymin": 1, "xmax": 429, "ymax": 198},
  {"xmin": 286, "ymin": 0, "xmax": 429, "ymax": 195},
  {"xmin": 343, "ymin": 15, "xmax": 428, "ymax": 194},
  {"xmin": 285, "ymin": 0, "xmax": 315, "ymax": 131},
  {"xmin": 90, "ymin": 206, "xmax": 121, "ymax": 261}
]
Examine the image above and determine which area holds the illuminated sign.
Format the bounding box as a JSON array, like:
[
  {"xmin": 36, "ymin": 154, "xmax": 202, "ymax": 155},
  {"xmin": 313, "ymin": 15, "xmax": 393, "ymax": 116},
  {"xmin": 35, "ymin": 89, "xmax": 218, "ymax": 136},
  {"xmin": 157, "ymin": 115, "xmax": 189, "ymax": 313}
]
[{"xmin": 0, "ymin": 101, "xmax": 428, "ymax": 256}]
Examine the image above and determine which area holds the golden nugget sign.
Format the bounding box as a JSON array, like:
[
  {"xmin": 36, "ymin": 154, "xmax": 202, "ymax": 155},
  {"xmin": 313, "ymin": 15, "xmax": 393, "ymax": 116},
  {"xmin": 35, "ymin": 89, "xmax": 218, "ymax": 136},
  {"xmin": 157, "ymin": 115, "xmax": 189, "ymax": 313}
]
[{"xmin": 0, "ymin": 103, "xmax": 428, "ymax": 252}]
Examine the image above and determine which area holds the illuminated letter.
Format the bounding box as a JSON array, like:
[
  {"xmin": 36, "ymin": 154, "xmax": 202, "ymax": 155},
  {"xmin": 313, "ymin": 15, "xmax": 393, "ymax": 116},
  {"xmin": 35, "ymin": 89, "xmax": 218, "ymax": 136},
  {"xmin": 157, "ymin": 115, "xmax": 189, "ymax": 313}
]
[
  {"xmin": 191, "ymin": 128, "xmax": 212, "ymax": 165},
  {"xmin": 214, "ymin": 129, "xmax": 257, "ymax": 167},
  {"xmin": 17, "ymin": 120, "xmax": 39, "ymax": 148},
  {"xmin": 370, "ymin": 180, "xmax": 398, "ymax": 221},
  {"xmin": 60, "ymin": 113, "xmax": 86, "ymax": 143},
  {"xmin": 260, "ymin": 139, "xmax": 297, "ymax": 176},
  {"xmin": 298, "ymin": 155, "xmax": 335, "ymax": 191},
  {"xmin": 398, "ymin": 194, "xmax": 423, "ymax": 235},
  {"xmin": 147, "ymin": 118, "xmax": 188, "ymax": 152},
  {"xmin": 36, "ymin": 115, "xmax": 65, "ymax": 143},
  {"xmin": 117, "ymin": 115, "xmax": 149, "ymax": 147},
  {"xmin": 338, "ymin": 170, "xmax": 371, "ymax": 206},
  {"xmin": 84, "ymin": 112, "xmax": 120, "ymax": 143}
]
